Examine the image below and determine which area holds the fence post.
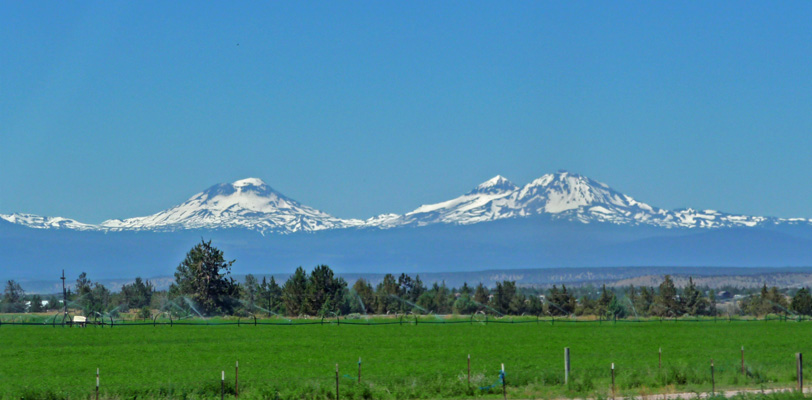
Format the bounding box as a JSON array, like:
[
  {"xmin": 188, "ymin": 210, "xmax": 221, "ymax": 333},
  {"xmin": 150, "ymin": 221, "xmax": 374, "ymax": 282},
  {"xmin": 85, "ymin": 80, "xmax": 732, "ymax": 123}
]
[
  {"xmin": 501, "ymin": 363, "xmax": 507, "ymax": 400},
  {"xmin": 565, "ymin": 348, "xmax": 571, "ymax": 385},
  {"xmin": 711, "ymin": 359, "xmax": 715, "ymax": 395},
  {"xmin": 798, "ymin": 353, "xmax": 803, "ymax": 392},
  {"xmin": 611, "ymin": 363, "xmax": 615, "ymax": 400},
  {"xmin": 221, "ymin": 371, "xmax": 225, "ymax": 400},
  {"xmin": 95, "ymin": 368, "xmax": 99, "ymax": 400},
  {"xmin": 336, "ymin": 364, "xmax": 340, "ymax": 400},
  {"xmin": 468, "ymin": 354, "xmax": 471, "ymax": 386},
  {"xmin": 235, "ymin": 361, "xmax": 239, "ymax": 399}
]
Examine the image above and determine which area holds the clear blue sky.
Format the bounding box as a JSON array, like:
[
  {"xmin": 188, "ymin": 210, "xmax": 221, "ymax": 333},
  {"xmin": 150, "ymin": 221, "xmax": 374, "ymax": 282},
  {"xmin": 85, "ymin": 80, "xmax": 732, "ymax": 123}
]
[{"xmin": 2, "ymin": 2, "xmax": 811, "ymax": 223}]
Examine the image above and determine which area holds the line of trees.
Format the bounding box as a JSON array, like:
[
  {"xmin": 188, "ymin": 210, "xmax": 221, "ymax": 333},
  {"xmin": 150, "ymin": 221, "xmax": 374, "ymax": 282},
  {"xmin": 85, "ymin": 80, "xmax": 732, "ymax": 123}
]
[{"xmin": 5, "ymin": 240, "xmax": 812, "ymax": 318}]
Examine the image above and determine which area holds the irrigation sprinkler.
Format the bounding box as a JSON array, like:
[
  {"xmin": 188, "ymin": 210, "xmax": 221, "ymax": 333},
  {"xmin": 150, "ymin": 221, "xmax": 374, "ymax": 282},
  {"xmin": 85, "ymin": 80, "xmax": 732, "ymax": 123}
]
[
  {"xmin": 358, "ymin": 357, "xmax": 362, "ymax": 383},
  {"xmin": 335, "ymin": 364, "xmax": 340, "ymax": 400},
  {"xmin": 221, "ymin": 370, "xmax": 225, "ymax": 400},
  {"xmin": 711, "ymin": 359, "xmax": 715, "ymax": 395},
  {"xmin": 741, "ymin": 346, "xmax": 745, "ymax": 375},
  {"xmin": 95, "ymin": 368, "xmax": 99, "ymax": 400},
  {"xmin": 61, "ymin": 270, "xmax": 67, "ymax": 319},
  {"xmin": 235, "ymin": 361, "xmax": 239, "ymax": 399}
]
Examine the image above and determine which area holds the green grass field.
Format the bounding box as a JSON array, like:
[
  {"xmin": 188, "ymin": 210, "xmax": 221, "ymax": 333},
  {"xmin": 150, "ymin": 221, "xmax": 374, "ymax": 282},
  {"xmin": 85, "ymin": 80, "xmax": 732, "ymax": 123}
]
[{"xmin": 1, "ymin": 319, "xmax": 810, "ymax": 399}]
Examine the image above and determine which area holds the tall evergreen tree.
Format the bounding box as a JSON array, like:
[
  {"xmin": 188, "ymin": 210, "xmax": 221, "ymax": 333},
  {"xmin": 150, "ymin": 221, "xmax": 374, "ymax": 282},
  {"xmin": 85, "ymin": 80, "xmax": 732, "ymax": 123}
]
[
  {"xmin": 652, "ymin": 275, "xmax": 681, "ymax": 317},
  {"xmin": 492, "ymin": 281, "xmax": 517, "ymax": 315},
  {"xmin": 242, "ymin": 274, "xmax": 259, "ymax": 313},
  {"xmin": 169, "ymin": 239, "xmax": 240, "ymax": 315},
  {"xmin": 637, "ymin": 287, "xmax": 655, "ymax": 316},
  {"xmin": 121, "ymin": 277, "xmax": 154, "ymax": 310},
  {"xmin": 411, "ymin": 275, "xmax": 426, "ymax": 303},
  {"xmin": 374, "ymin": 274, "xmax": 399, "ymax": 314},
  {"xmin": 30, "ymin": 294, "xmax": 44, "ymax": 312},
  {"xmin": 473, "ymin": 283, "xmax": 489, "ymax": 306},
  {"xmin": 305, "ymin": 265, "xmax": 345, "ymax": 316},
  {"xmin": 682, "ymin": 277, "xmax": 708, "ymax": 315},
  {"xmin": 282, "ymin": 267, "xmax": 308, "ymax": 316},
  {"xmin": 791, "ymin": 288, "xmax": 812, "ymax": 316},
  {"xmin": 434, "ymin": 281, "xmax": 452, "ymax": 314},
  {"xmin": 351, "ymin": 278, "xmax": 375, "ymax": 314},
  {"xmin": 596, "ymin": 284, "xmax": 614, "ymax": 317},
  {"xmin": 259, "ymin": 276, "xmax": 283, "ymax": 315},
  {"xmin": 1, "ymin": 280, "xmax": 25, "ymax": 313}
]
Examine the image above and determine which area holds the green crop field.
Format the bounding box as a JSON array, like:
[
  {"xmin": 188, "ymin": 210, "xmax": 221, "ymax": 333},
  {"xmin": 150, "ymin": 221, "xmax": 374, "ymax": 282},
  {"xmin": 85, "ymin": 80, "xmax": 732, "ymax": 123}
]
[{"xmin": 1, "ymin": 319, "xmax": 810, "ymax": 400}]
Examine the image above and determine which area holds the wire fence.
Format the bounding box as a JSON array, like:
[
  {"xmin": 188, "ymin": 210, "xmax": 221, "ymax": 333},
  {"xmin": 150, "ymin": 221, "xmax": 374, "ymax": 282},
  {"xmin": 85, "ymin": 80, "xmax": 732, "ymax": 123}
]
[
  {"xmin": 1, "ymin": 349, "xmax": 807, "ymax": 400},
  {"xmin": 0, "ymin": 313, "xmax": 808, "ymax": 327}
]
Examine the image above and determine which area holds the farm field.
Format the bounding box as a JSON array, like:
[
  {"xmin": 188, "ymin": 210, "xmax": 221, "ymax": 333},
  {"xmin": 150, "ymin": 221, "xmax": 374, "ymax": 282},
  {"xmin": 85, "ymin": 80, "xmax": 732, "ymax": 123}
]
[{"xmin": 1, "ymin": 319, "xmax": 810, "ymax": 399}]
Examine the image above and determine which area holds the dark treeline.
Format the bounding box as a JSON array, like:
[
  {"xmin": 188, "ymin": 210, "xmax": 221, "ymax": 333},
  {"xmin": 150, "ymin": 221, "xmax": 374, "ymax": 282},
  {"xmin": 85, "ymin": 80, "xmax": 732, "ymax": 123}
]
[{"xmin": 3, "ymin": 240, "xmax": 812, "ymax": 318}]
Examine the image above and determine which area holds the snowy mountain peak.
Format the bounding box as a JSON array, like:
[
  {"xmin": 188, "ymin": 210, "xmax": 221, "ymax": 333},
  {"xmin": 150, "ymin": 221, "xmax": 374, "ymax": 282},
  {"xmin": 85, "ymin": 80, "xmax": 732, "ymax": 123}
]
[
  {"xmin": 470, "ymin": 175, "xmax": 518, "ymax": 194},
  {"xmin": 100, "ymin": 179, "xmax": 362, "ymax": 233},
  {"xmin": 3, "ymin": 171, "xmax": 810, "ymax": 233},
  {"xmin": 233, "ymin": 177, "xmax": 266, "ymax": 187},
  {"xmin": 0, "ymin": 213, "xmax": 97, "ymax": 231}
]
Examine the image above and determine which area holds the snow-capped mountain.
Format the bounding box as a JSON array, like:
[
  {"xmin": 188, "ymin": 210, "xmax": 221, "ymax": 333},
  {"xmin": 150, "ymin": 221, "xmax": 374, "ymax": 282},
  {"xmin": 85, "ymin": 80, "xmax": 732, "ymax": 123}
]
[
  {"xmin": 381, "ymin": 171, "xmax": 804, "ymax": 229},
  {"xmin": 1, "ymin": 171, "xmax": 809, "ymax": 233},
  {"xmin": 100, "ymin": 178, "xmax": 364, "ymax": 234},
  {"xmin": 0, "ymin": 213, "xmax": 97, "ymax": 231}
]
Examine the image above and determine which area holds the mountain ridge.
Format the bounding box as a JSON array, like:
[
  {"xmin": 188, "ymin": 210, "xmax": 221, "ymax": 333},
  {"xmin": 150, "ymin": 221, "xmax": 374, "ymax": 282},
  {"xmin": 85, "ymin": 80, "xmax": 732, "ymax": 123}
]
[{"xmin": 2, "ymin": 171, "xmax": 810, "ymax": 233}]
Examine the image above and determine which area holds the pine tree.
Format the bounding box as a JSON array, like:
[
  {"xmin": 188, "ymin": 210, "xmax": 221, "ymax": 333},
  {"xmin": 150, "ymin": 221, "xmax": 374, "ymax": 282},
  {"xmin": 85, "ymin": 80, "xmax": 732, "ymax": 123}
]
[
  {"xmin": 242, "ymin": 274, "xmax": 259, "ymax": 314},
  {"xmin": 596, "ymin": 284, "xmax": 613, "ymax": 317},
  {"xmin": 492, "ymin": 281, "xmax": 517, "ymax": 315},
  {"xmin": 351, "ymin": 278, "xmax": 375, "ymax": 314},
  {"xmin": 374, "ymin": 274, "xmax": 399, "ymax": 314},
  {"xmin": 169, "ymin": 239, "xmax": 239, "ymax": 315},
  {"xmin": 434, "ymin": 281, "xmax": 452, "ymax": 314},
  {"xmin": 682, "ymin": 277, "xmax": 707, "ymax": 316},
  {"xmin": 652, "ymin": 275, "xmax": 681, "ymax": 317},
  {"xmin": 259, "ymin": 276, "xmax": 283, "ymax": 315},
  {"xmin": 282, "ymin": 267, "xmax": 308, "ymax": 316},
  {"xmin": 30, "ymin": 294, "xmax": 43, "ymax": 312},
  {"xmin": 411, "ymin": 275, "xmax": 426, "ymax": 303},
  {"xmin": 473, "ymin": 283, "xmax": 489, "ymax": 306},
  {"xmin": 2, "ymin": 280, "xmax": 25, "ymax": 313},
  {"xmin": 791, "ymin": 288, "xmax": 812, "ymax": 316},
  {"xmin": 304, "ymin": 265, "xmax": 345, "ymax": 316}
]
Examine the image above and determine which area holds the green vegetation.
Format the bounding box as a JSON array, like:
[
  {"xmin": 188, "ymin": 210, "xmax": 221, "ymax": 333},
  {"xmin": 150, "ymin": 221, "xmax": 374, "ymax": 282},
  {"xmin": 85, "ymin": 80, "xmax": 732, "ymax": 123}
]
[
  {"xmin": 0, "ymin": 321, "xmax": 810, "ymax": 399},
  {"xmin": 4, "ymin": 240, "xmax": 812, "ymax": 321}
]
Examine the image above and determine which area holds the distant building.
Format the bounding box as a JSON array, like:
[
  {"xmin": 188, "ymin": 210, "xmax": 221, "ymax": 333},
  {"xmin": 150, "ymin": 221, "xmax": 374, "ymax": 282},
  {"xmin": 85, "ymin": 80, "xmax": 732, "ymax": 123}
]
[{"xmin": 716, "ymin": 291, "xmax": 732, "ymax": 300}]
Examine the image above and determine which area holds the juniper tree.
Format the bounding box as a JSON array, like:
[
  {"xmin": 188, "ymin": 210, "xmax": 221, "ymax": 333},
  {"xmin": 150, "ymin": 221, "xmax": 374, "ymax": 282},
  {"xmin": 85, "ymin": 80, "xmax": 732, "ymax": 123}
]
[
  {"xmin": 304, "ymin": 265, "xmax": 346, "ymax": 316},
  {"xmin": 791, "ymin": 288, "xmax": 812, "ymax": 316},
  {"xmin": 473, "ymin": 283, "xmax": 489, "ymax": 305},
  {"xmin": 281, "ymin": 267, "xmax": 308, "ymax": 316},
  {"xmin": 1, "ymin": 280, "xmax": 25, "ymax": 313},
  {"xmin": 169, "ymin": 239, "xmax": 239, "ymax": 315},
  {"xmin": 242, "ymin": 274, "xmax": 259, "ymax": 313}
]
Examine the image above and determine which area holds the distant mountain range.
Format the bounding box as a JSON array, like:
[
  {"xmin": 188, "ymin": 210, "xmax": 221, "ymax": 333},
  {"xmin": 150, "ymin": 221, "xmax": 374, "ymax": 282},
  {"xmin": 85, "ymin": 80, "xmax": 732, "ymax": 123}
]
[
  {"xmin": 2, "ymin": 171, "xmax": 809, "ymax": 233},
  {"xmin": 2, "ymin": 171, "xmax": 812, "ymax": 281}
]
